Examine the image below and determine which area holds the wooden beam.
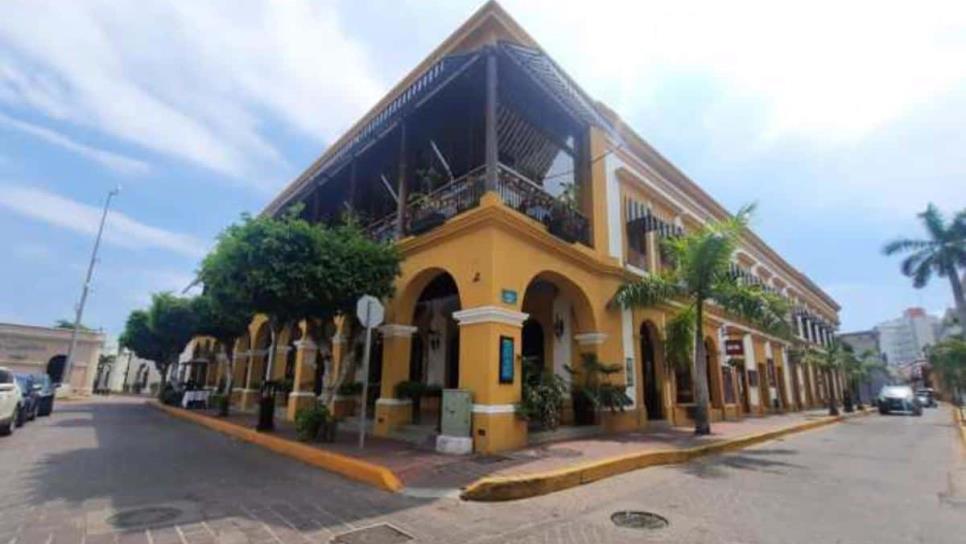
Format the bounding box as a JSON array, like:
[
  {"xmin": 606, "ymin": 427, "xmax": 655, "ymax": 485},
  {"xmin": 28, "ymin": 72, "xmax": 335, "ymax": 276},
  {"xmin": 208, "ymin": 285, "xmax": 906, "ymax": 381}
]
[{"xmin": 484, "ymin": 50, "xmax": 499, "ymax": 192}]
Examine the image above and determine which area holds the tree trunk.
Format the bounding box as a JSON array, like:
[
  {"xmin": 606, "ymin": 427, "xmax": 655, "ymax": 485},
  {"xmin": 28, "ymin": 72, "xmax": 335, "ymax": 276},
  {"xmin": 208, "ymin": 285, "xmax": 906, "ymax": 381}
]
[
  {"xmin": 157, "ymin": 363, "xmax": 168, "ymax": 401},
  {"xmin": 693, "ymin": 302, "xmax": 711, "ymax": 435},
  {"xmin": 826, "ymin": 369, "xmax": 839, "ymax": 416},
  {"xmin": 947, "ymin": 268, "xmax": 966, "ymax": 333},
  {"xmin": 221, "ymin": 342, "xmax": 235, "ymax": 417}
]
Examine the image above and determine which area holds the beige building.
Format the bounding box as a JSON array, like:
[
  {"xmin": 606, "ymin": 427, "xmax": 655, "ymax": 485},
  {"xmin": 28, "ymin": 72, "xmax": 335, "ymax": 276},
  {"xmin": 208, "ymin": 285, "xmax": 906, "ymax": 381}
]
[{"xmin": 0, "ymin": 322, "xmax": 104, "ymax": 395}]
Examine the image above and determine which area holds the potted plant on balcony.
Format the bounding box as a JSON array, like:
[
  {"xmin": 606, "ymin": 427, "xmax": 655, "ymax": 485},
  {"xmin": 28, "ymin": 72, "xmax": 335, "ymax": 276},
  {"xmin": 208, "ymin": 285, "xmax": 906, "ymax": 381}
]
[
  {"xmin": 547, "ymin": 182, "xmax": 583, "ymax": 244},
  {"xmin": 408, "ymin": 168, "xmax": 447, "ymax": 235},
  {"xmin": 565, "ymin": 353, "xmax": 631, "ymax": 426}
]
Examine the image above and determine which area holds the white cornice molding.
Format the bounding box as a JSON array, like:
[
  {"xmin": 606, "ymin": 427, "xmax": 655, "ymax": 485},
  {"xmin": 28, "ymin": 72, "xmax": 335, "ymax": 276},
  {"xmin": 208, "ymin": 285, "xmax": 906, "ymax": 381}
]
[
  {"xmin": 376, "ymin": 398, "xmax": 413, "ymax": 406},
  {"xmin": 574, "ymin": 332, "xmax": 608, "ymax": 346},
  {"xmin": 379, "ymin": 324, "xmax": 418, "ymax": 338},
  {"xmin": 453, "ymin": 306, "xmax": 529, "ymax": 327}
]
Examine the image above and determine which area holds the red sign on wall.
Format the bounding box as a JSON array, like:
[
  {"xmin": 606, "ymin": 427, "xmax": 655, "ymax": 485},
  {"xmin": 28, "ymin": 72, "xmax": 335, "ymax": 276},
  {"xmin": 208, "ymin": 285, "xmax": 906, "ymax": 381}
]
[{"xmin": 725, "ymin": 340, "xmax": 744, "ymax": 356}]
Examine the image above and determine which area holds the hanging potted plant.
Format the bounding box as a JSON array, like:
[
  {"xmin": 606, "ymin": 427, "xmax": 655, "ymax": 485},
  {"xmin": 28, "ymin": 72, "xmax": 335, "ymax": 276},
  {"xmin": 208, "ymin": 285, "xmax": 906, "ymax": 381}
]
[{"xmin": 547, "ymin": 182, "xmax": 583, "ymax": 243}]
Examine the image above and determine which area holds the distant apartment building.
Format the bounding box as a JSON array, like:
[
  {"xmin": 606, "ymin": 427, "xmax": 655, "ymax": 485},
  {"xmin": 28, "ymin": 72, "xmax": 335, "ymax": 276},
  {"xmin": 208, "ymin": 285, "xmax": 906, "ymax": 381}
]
[{"xmin": 874, "ymin": 308, "xmax": 940, "ymax": 366}]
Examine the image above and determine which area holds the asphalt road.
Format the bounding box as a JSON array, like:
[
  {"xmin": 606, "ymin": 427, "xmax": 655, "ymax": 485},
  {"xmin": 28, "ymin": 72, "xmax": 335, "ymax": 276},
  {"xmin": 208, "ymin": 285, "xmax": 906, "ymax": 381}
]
[{"xmin": 0, "ymin": 397, "xmax": 962, "ymax": 544}]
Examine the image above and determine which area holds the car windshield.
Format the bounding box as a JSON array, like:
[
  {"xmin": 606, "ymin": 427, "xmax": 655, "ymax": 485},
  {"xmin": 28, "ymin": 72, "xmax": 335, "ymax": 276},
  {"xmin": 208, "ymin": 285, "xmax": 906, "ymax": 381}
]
[
  {"xmin": 0, "ymin": 369, "xmax": 11, "ymax": 384},
  {"xmin": 881, "ymin": 386, "xmax": 913, "ymax": 398}
]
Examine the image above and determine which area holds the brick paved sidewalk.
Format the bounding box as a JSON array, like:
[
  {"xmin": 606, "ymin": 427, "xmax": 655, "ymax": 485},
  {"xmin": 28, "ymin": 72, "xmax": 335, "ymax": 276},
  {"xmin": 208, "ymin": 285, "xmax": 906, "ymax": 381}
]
[{"xmin": 186, "ymin": 405, "xmax": 841, "ymax": 490}]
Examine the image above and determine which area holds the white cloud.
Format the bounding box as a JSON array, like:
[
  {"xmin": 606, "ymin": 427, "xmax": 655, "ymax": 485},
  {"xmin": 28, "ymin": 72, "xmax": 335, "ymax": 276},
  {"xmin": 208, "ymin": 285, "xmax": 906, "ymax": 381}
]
[
  {"xmin": 0, "ymin": 0, "xmax": 383, "ymax": 184},
  {"xmin": 0, "ymin": 184, "xmax": 205, "ymax": 258},
  {"xmin": 0, "ymin": 111, "xmax": 149, "ymax": 175},
  {"xmin": 505, "ymin": 0, "xmax": 966, "ymax": 143}
]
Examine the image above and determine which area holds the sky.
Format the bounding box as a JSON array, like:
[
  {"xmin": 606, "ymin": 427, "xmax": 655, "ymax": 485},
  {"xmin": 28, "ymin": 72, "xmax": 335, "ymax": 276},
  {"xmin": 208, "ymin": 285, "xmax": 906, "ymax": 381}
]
[{"xmin": 1, "ymin": 0, "xmax": 964, "ymax": 342}]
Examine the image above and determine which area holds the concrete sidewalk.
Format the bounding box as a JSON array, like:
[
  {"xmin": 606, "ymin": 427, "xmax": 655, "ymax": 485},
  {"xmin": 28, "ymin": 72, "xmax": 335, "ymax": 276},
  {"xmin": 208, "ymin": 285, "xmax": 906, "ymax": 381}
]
[{"xmin": 155, "ymin": 401, "xmax": 869, "ymax": 500}]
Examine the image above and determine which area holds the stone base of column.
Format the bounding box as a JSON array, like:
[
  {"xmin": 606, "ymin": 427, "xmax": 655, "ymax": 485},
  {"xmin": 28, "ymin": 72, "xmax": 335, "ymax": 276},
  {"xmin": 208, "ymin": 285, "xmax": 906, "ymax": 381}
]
[
  {"xmin": 373, "ymin": 399, "xmax": 412, "ymax": 437},
  {"xmin": 436, "ymin": 435, "xmax": 472, "ymax": 455},
  {"xmin": 471, "ymin": 408, "xmax": 526, "ymax": 454},
  {"xmin": 286, "ymin": 391, "xmax": 318, "ymax": 421},
  {"xmin": 238, "ymin": 389, "xmax": 257, "ymax": 411},
  {"xmin": 600, "ymin": 407, "xmax": 642, "ymax": 433}
]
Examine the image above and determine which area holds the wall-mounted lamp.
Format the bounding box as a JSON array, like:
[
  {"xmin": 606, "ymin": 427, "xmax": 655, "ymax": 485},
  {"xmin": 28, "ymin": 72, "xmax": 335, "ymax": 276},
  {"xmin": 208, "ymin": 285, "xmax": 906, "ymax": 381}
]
[
  {"xmin": 428, "ymin": 328, "xmax": 441, "ymax": 350},
  {"xmin": 553, "ymin": 314, "xmax": 565, "ymax": 339}
]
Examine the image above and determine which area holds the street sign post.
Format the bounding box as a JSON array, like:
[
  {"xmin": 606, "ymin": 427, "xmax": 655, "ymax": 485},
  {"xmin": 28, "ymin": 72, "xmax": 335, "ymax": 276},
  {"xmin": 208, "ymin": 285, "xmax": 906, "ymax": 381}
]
[{"xmin": 356, "ymin": 295, "xmax": 384, "ymax": 449}]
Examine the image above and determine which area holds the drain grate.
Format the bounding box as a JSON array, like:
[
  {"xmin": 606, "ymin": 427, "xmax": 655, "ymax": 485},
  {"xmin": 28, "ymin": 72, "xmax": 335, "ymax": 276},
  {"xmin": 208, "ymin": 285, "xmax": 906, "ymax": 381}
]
[
  {"xmin": 106, "ymin": 506, "xmax": 182, "ymax": 529},
  {"xmin": 331, "ymin": 523, "xmax": 413, "ymax": 544},
  {"xmin": 610, "ymin": 511, "xmax": 669, "ymax": 530}
]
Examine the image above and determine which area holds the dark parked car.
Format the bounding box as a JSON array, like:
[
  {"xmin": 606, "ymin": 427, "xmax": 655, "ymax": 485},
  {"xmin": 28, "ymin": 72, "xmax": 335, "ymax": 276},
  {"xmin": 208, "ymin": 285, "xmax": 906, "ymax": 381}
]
[
  {"xmin": 14, "ymin": 373, "xmax": 39, "ymax": 424},
  {"xmin": 33, "ymin": 374, "xmax": 55, "ymax": 416},
  {"xmin": 877, "ymin": 385, "xmax": 922, "ymax": 416},
  {"xmin": 915, "ymin": 388, "xmax": 937, "ymax": 408}
]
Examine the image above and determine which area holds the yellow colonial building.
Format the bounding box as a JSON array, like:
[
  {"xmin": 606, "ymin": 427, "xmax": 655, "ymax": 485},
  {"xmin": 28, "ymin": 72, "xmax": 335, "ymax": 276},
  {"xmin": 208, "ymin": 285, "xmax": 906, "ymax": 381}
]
[{"xmin": 189, "ymin": 1, "xmax": 841, "ymax": 454}]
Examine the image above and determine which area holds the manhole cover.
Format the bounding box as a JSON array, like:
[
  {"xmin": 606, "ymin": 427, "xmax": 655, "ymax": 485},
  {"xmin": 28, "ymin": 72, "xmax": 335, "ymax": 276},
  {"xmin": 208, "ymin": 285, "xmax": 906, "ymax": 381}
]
[
  {"xmin": 611, "ymin": 511, "xmax": 669, "ymax": 530},
  {"xmin": 106, "ymin": 506, "xmax": 182, "ymax": 529},
  {"xmin": 331, "ymin": 523, "xmax": 412, "ymax": 544}
]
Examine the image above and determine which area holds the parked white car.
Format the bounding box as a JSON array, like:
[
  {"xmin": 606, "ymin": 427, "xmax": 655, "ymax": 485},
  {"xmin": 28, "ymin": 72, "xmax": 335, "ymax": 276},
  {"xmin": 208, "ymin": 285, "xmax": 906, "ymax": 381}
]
[{"xmin": 0, "ymin": 366, "xmax": 23, "ymax": 436}]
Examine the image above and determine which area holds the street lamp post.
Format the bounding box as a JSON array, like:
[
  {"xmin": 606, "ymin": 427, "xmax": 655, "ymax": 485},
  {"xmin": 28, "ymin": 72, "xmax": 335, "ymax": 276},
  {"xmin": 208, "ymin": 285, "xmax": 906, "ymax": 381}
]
[{"xmin": 62, "ymin": 187, "xmax": 120, "ymax": 393}]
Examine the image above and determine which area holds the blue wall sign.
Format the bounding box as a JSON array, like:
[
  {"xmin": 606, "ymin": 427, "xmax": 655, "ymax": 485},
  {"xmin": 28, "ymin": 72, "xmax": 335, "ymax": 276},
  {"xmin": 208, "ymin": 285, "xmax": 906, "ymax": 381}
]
[
  {"xmin": 501, "ymin": 289, "xmax": 518, "ymax": 305},
  {"xmin": 499, "ymin": 336, "xmax": 515, "ymax": 384}
]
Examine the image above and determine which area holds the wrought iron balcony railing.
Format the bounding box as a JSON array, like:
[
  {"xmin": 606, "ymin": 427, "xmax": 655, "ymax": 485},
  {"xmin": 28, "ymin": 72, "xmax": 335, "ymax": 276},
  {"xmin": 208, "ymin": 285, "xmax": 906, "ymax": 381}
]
[{"xmin": 363, "ymin": 164, "xmax": 591, "ymax": 246}]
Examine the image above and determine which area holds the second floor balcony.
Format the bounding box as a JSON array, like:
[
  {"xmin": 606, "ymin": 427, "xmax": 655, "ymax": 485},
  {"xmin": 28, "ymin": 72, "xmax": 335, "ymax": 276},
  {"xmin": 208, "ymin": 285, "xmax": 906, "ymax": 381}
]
[{"xmin": 275, "ymin": 41, "xmax": 604, "ymax": 251}]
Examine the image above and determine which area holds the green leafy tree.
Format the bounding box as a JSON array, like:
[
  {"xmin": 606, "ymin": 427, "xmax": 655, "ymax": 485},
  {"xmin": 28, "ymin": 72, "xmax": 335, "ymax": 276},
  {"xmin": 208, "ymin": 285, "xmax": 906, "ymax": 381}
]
[
  {"xmin": 191, "ymin": 293, "xmax": 253, "ymax": 415},
  {"xmin": 120, "ymin": 293, "xmax": 198, "ymax": 399},
  {"xmin": 54, "ymin": 319, "xmax": 91, "ymax": 330},
  {"xmin": 883, "ymin": 204, "xmax": 966, "ymax": 330},
  {"xmin": 842, "ymin": 348, "xmax": 887, "ymax": 409},
  {"xmin": 615, "ymin": 204, "xmax": 791, "ymax": 435},
  {"xmin": 198, "ymin": 209, "xmax": 401, "ymax": 405},
  {"xmin": 927, "ymin": 338, "xmax": 966, "ymax": 406},
  {"xmin": 802, "ymin": 341, "xmax": 847, "ymax": 416}
]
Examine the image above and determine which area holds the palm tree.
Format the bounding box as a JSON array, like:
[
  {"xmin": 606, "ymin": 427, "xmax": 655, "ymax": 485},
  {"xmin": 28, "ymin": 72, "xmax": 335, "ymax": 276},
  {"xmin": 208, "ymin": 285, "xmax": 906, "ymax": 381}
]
[
  {"xmin": 804, "ymin": 341, "xmax": 847, "ymax": 416},
  {"xmin": 615, "ymin": 205, "xmax": 791, "ymax": 435},
  {"xmin": 883, "ymin": 204, "xmax": 966, "ymax": 329},
  {"xmin": 843, "ymin": 349, "xmax": 887, "ymax": 410}
]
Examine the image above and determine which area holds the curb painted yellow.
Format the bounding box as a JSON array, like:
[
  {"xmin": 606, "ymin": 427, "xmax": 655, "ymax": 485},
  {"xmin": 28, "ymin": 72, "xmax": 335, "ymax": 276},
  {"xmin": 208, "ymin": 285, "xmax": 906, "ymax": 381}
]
[
  {"xmin": 150, "ymin": 402, "xmax": 404, "ymax": 493},
  {"xmin": 461, "ymin": 409, "xmax": 872, "ymax": 501}
]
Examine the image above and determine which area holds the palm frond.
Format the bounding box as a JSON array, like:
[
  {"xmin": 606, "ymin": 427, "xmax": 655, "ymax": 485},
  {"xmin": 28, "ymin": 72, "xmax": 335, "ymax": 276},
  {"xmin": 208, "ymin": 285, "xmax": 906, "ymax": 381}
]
[
  {"xmin": 614, "ymin": 272, "xmax": 683, "ymax": 308},
  {"xmin": 665, "ymin": 306, "xmax": 696, "ymax": 370},
  {"xmin": 712, "ymin": 281, "xmax": 792, "ymax": 339},
  {"xmin": 919, "ymin": 203, "xmax": 948, "ymax": 241},
  {"xmin": 883, "ymin": 238, "xmax": 932, "ymax": 256}
]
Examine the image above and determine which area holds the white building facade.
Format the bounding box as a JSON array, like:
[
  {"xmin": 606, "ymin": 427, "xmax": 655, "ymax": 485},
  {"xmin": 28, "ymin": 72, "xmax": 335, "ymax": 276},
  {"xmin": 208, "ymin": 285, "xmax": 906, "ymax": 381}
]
[{"xmin": 874, "ymin": 308, "xmax": 940, "ymax": 366}]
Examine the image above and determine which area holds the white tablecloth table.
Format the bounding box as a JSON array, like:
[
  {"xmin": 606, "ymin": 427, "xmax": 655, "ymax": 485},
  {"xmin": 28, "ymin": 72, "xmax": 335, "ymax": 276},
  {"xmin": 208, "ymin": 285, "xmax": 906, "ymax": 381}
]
[{"xmin": 181, "ymin": 390, "xmax": 210, "ymax": 409}]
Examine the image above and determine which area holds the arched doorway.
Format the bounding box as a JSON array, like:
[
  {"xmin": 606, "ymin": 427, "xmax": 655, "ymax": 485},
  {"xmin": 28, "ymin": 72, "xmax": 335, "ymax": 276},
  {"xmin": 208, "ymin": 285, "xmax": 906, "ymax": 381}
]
[
  {"xmin": 640, "ymin": 324, "xmax": 663, "ymax": 420},
  {"xmin": 47, "ymin": 355, "xmax": 67, "ymax": 384},
  {"xmin": 521, "ymin": 320, "xmax": 546, "ymax": 372},
  {"xmin": 411, "ymin": 272, "xmax": 461, "ymax": 390}
]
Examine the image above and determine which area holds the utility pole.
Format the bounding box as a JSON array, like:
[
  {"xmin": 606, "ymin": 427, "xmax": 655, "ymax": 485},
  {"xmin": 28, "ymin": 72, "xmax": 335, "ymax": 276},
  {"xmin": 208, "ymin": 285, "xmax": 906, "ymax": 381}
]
[{"xmin": 62, "ymin": 187, "xmax": 120, "ymax": 393}]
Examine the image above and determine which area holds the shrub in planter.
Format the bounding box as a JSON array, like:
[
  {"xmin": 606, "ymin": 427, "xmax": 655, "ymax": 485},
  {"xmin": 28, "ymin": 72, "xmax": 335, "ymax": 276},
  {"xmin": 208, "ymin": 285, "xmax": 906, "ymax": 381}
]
[
  {"xmin": 565, "ymin": 353, "xmax": 631, "ymax": 426},
  {"xmin": 161, "ymin": 385, "xmax": 183, "ymax": 407},
  {"xmin": 396, "ymin": 380, "xmax": 427, "ymax": 424},
  {"xmin": 519, "ymin": 358, "xmax": 568, "ymax": 431},
  {"xmin": 295, "ymin": 403, "xmax": 329, "ymax": 442}
]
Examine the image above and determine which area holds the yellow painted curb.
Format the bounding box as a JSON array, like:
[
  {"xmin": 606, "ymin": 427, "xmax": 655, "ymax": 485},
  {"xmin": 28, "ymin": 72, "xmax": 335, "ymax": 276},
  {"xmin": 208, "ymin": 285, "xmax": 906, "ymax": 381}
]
[
  {"xmin": 462, "ymin": 409, "xmax": 870, "ymax": 501},
  {"xmin": 150, "ymin": 402, "xmax": 404, "ymax": 493},
  {"xmin": 954, "ymin": 406, "xmax": 966, "ymax": 453}
]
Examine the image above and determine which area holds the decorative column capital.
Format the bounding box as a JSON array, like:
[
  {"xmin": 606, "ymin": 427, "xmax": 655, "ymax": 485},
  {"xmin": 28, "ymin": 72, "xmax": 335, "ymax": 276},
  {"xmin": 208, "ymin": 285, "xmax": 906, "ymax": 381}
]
[
  {"xmin": 574, "ymin": 332, "xmax": 608, "ymax": 346},
  {"xmin": 379, "ymin": 324, "xmax": 418, "ymax": 338},
  {"xmin": 453, "ymin": 306, "xmax": 529, "ymax": 327}
]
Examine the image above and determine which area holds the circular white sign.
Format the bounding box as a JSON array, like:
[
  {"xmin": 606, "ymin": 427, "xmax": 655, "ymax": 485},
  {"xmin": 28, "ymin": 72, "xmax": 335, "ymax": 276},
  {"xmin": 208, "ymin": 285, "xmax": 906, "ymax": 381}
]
[{"xmin": 356, "ymin": 295, "xmax": 385, "ymax": 329}]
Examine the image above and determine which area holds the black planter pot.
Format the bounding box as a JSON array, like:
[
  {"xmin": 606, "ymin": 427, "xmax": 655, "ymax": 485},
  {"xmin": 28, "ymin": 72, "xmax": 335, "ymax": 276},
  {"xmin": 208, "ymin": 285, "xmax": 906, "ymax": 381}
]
[
  {"xmin": 410, "ymin": 211, "xmax": 446, "ymax": 235},
  {"xmin": 257, "ymin": 394, "xmax": 275, "ymax": 431},
  {"xmin": 548, "ymin": 216, "xmax": 580, "ymax": 244},
  {"xmin": 572, "ymin": 391, "xmax": 597, "ymax": 426}
]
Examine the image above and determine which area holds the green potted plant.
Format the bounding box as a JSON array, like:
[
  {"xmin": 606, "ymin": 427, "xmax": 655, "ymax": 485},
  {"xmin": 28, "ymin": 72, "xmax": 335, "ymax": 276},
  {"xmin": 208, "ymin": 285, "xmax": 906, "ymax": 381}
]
[
  {"xmin": 408, "ymin": 168, "xmax": 447, "ymax": 234},
  {"xmin": 395, "ymin": 380, "xmax": 427, "ymax": 424},
  {"xmin": 518, "ymin": 356, "xmax": 568, "ymax": 431},
  {"xmin": 334, "ymin": 381, "xmax": 362, "ymax": 418},
  {"xmin": 294, "ymin": 403, "xmax": 328, "ymax": 441},
  {"xmin": 565, "ymin": 353, "xmax": 631, "ymax": 425},
  {"xmin": 547, "ymin": 182, "xmax": 583, "ymax": 243}
]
